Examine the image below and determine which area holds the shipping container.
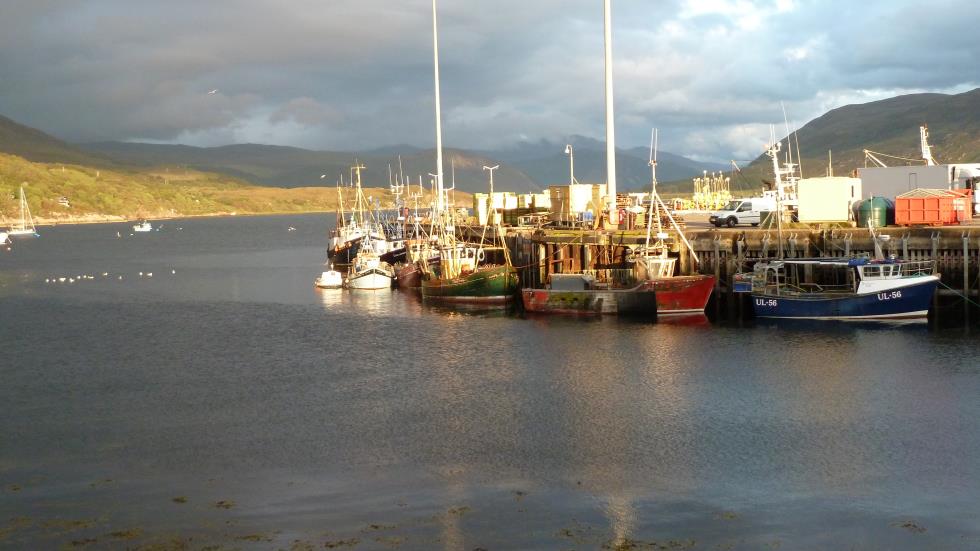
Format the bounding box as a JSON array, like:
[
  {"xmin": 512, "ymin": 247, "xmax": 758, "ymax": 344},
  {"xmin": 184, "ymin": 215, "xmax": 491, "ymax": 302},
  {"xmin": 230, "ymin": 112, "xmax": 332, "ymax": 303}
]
[{"xmin": 894, "ymin": 188, "xmax": 973, "ymax": 226}]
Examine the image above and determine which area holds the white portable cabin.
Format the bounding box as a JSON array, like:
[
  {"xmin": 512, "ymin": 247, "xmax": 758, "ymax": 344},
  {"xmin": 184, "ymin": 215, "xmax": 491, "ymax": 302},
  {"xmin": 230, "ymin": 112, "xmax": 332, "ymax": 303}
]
[{"xmin": 797, "ymin": 177, "xmax": 862, "ymax": 223}]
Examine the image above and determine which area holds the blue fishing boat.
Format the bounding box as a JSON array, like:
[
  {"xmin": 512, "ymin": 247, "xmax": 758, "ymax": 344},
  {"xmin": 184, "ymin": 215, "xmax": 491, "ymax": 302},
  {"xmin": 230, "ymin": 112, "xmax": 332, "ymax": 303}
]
[{"xmin": 734, "ymin": 258, "xmax": 940, "ymax": 321}]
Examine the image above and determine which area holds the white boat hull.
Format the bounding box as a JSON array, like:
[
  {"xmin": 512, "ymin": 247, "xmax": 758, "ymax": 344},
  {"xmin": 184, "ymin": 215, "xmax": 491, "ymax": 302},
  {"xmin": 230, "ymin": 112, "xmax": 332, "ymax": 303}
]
[
  {"xmin": 345, "ymin": 269, "xmax": 393, "ymax": 290},
  {"xmin": 314, "ymin": 271, "xmax": 344, "ymax": 289}
]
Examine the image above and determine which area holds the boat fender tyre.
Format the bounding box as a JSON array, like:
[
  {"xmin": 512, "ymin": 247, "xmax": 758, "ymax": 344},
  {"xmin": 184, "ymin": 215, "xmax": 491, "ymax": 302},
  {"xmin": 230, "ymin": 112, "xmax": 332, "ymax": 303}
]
[
  {"xmin": 726, "ymin": 217, "xmax": 737, "ymax": 228},
  {"xmin": 477, "ymin": 249, "xmax": 486, "ymax": 262}
]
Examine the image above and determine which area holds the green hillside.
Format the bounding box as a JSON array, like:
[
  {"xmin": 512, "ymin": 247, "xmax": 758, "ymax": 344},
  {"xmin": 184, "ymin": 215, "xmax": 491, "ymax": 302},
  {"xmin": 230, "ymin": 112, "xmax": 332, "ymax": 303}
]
[
  {"xmin": 0, "ymin": 152, "xmax": 420, "ymax": 224},
  {"xmin": 0, "ymin": 115, "xmax": 113, "ymax": 167}
]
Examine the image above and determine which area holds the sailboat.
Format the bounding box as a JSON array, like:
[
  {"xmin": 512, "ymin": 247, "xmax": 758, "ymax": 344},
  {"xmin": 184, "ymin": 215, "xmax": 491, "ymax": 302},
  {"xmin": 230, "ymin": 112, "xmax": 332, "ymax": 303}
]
[
  {"xmin": 630, "ymin": 129, "xmax": 715, "ymax": 315},
  {"xmin": 418, "ymin": 0, "xmax": 518, "ymax": 305},
  {"xmin": 7, "ymin": 186, "xmax": 39, "ymax": 237}
]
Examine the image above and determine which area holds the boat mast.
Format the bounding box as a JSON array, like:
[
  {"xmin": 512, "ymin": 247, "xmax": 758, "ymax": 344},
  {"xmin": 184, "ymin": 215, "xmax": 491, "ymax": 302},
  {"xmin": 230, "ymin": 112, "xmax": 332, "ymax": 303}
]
[
  {"xmin": 603, "ymin": 0, "xmax": 618, "ymax": 227},
  {"xmin": 644, "ymin": 129, "xmax": 661, "ymax": 251},
  {"xmin": 431, "ymin": 0, "xmax": 445, "ymax": 231},
  {"xmin": 352, "ymin": 162, "xmax": 367, "ymax": 228},
  {"xmin": 766, "ymin": 126, "xmax": 785, "ymax": 259},
  {"xmin": 336, "ymin": 179, "xmax": 346, "ymax": 228}
]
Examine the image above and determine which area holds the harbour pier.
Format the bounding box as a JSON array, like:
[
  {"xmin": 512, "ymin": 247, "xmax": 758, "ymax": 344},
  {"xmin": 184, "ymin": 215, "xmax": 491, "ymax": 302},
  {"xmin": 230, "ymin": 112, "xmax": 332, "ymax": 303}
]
[{"xmin": 460, "ymin": 225, "xmax": 980, "ymax": 300}]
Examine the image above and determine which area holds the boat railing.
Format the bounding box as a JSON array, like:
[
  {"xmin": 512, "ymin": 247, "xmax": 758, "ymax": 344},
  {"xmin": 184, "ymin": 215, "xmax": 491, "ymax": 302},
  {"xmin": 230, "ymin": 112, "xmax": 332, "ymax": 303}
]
[
  {"xmin": 897, "ymin": 261, "xmax": 936, "ymax": 277},
  {"xmin": 795, "ymin": 282, "xmax": 854, "ymax": 294}
]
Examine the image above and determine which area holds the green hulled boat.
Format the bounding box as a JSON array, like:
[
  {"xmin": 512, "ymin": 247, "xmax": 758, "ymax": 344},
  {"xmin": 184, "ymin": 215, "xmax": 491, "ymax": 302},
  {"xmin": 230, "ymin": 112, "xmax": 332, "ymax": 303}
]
[{"xmin": 421, "ymin": 263, "xmax": 518, "ymax": 304}]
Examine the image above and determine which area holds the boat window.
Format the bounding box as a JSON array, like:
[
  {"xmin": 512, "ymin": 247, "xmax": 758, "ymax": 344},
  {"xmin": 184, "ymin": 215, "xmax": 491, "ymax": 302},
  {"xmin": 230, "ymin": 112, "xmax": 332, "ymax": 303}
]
[{"xmin": 864, "ymin": 266, "xmax": 880, "ymax": 278}]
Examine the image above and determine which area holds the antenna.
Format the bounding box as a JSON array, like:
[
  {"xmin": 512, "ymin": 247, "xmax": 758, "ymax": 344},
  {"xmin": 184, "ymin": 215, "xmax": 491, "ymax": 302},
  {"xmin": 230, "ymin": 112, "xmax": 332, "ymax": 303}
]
[{"xmin": 920, "ymin": 124, "xmax": 936, "ymax": 166}]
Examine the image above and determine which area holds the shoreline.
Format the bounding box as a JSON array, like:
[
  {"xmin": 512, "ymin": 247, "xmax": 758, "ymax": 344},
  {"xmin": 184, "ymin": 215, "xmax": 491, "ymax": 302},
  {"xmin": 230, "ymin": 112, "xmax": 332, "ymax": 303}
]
[
  {"xmin": 27, "ymin": 200, "xmax": 472, "ymax": 228},
  {"xmin": 28, "ymin": 210, "xmax": 339, "ymax": 228}
]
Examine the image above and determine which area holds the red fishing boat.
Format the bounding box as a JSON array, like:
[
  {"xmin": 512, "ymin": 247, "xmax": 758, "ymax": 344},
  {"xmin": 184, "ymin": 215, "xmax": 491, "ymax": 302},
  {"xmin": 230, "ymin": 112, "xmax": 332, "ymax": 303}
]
[{"xmin": 629, "ymin": 128, "xmax": 715, "ymax": 315}]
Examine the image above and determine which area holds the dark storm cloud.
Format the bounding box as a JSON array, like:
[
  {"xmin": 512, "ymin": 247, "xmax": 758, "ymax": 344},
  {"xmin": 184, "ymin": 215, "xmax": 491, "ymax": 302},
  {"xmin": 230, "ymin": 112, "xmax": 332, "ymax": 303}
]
[{"xmin": 1, "ymin": 0, "xmax": 977, "ymax": 160}]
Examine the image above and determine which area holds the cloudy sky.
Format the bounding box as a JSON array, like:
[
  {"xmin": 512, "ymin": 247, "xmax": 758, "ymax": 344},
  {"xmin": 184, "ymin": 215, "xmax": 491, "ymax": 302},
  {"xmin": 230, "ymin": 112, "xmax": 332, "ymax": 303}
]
[{"xmin": 1, "ymin": 0, "xmax": 978, "ymax": 161}]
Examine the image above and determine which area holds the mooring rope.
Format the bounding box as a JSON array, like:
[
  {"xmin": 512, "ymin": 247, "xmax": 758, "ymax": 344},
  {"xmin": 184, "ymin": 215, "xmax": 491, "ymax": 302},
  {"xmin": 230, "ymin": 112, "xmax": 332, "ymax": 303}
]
[{"xmin": 937, "ymin": 279, "xmax": 980, "ymax": 308}]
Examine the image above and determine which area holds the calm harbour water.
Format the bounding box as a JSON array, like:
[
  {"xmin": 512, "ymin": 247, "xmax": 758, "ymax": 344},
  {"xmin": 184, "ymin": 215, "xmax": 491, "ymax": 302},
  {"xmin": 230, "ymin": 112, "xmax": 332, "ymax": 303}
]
[{"xmin": 1, "ymin": 214, "xmax": 979, "ymax": 550}]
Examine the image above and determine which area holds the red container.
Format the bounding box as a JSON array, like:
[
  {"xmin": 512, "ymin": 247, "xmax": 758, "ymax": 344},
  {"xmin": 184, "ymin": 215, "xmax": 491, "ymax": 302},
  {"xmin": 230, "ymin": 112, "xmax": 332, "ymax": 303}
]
[{"xmin": 895, "ymin": 189, "xmax": 973, "ymax": 226}]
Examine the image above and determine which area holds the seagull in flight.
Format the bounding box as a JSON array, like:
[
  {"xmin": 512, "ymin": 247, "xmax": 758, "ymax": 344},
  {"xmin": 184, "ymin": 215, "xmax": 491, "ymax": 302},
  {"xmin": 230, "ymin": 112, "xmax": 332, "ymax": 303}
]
[{"xmin": 208, "ymin": 89, "xmax": 219, "ymax": 95}]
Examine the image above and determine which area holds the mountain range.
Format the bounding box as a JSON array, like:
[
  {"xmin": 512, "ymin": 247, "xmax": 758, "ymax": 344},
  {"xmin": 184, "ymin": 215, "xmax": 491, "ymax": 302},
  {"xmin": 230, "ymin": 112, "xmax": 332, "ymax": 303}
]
[
  {"xmin": 4, "ymin": 87, "xmax": 980, "ymax": 199},
  {"xmin": 79, "ymin": 136, "xmax": 728, "ymax": 194}
]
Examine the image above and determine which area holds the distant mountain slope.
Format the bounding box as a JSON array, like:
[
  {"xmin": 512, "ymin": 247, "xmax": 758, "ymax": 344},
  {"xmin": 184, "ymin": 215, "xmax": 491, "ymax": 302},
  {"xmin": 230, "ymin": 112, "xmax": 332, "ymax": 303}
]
[
  {"xmin": 81, "ymin": 141, "xmax": 538, "ymax": 193},
  {"xmin": 489, "ymin": 135, "xmax": 728, "ymax": 190},
  {"xmin": 82, "ymin": 138, "xmax": 721, "ymax": 193},
  {"xmin": 736, "ymin": 87, "xmax": 980, "ymax": 188},
  {"xmin": 0, "ymin": 115, "xmax": 112, "ymax": 167}
]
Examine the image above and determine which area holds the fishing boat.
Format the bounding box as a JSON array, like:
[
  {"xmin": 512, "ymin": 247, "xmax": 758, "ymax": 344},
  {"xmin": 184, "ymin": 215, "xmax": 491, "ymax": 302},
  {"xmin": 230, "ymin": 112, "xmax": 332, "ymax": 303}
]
[
  {"xmin": 8, "ymin": 186, "xmax": 39, "ymax": 237},
  {"xmin": 395, "ymin": 239, "xmax": 439, "ymax": 289},
  {"xmin": 418, "ymin": 0, "xmax": 518, "ymax": 305},
  {"xmin": 314, "ymin": 264, "xmax": 344, "ymax": 289},
  {"xmin": 421, "ymin": 256, "xmax": 518, "ymax": 304},
  {"xmin": 344, "ymin": 250, "xmax": 394, "ymax": 290},
  {"xmin": 630, "ymin": 129, "xmax": 715, "ymax": 315},
  {"xmin": 734, "ymin": 257, "xmax": 939, "ymax": 320},
  {"xmin": 732, "ymin": 132, "xmax": 940, "ymax": 321},
  {"xmin": 0, "ymin": 231, "xmax": 10, "ymax": 246},
  {"xmin": 522, "ymin": 273, "xmax": 658, "ymax": 316},
  {"xmin": 133, "ymin": 220, "xmax": 153, "ymax": 232},
  {"xmin": 328, "ymin": 164, "xmax": 388, "ymax": 265}
]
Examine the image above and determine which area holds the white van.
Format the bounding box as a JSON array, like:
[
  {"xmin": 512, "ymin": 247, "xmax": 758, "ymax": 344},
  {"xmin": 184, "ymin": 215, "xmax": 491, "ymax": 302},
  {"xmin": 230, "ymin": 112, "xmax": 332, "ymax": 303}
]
[{"xmin": 709, "ymin": 197, "xmax": 777, "ymax": 227}]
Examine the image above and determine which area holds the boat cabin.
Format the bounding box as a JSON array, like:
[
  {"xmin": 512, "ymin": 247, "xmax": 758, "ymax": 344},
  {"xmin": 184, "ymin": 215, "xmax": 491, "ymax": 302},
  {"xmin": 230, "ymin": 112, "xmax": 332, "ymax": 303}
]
[{"xmin": 745, "ymin": 258, "xmax": 935, "ymax": 296}]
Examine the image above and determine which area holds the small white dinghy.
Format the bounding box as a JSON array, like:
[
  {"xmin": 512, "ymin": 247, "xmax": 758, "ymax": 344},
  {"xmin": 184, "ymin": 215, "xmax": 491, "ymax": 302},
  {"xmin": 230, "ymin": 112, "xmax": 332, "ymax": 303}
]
[
  {"xmin": 314, "ymin": 265, "xmax": 344, "ymax": 289},
  {"xmin": 133, "ymin": 220, "xmax": 153, "ymax": 232}
]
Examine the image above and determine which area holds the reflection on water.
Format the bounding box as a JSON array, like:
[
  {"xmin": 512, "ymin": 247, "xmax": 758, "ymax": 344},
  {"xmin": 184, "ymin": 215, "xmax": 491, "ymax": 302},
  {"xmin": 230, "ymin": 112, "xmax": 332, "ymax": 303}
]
[{"xmin": 1, "ymin": 214, "xmax": 979, "ymax": 549}]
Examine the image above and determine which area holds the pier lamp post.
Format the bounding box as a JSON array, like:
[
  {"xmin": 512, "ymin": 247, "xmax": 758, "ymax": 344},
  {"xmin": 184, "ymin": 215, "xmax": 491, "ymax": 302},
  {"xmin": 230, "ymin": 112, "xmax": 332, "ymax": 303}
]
[
  {"xmin": 564, "ymin": 144, "xmax": 575, "ymax": 185},
  {"xmin": 482, "ymin": 165, "xmax": 499, "ymax": 196},
  {"xmin": 483, "ymin": 165, "xmax": 499, "ymax": 226}
]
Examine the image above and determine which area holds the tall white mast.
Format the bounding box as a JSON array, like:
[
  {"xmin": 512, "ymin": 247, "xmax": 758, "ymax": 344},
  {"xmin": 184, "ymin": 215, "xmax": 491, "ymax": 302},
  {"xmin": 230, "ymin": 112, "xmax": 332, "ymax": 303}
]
[
  {"xmin": 431, "ymin": 0, "xmax": 445, "ymax": 226},
  {"xmin": 603, "ymin": 0, "xmax": 618, "ymax": 226}
]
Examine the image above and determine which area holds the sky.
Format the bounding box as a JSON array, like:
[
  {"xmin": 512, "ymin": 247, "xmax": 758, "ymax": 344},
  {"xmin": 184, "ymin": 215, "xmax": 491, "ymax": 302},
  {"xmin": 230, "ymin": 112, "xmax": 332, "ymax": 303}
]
[{"xmin": 1, "ymin": 0, "xmax": 978, "ymax": 162}]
